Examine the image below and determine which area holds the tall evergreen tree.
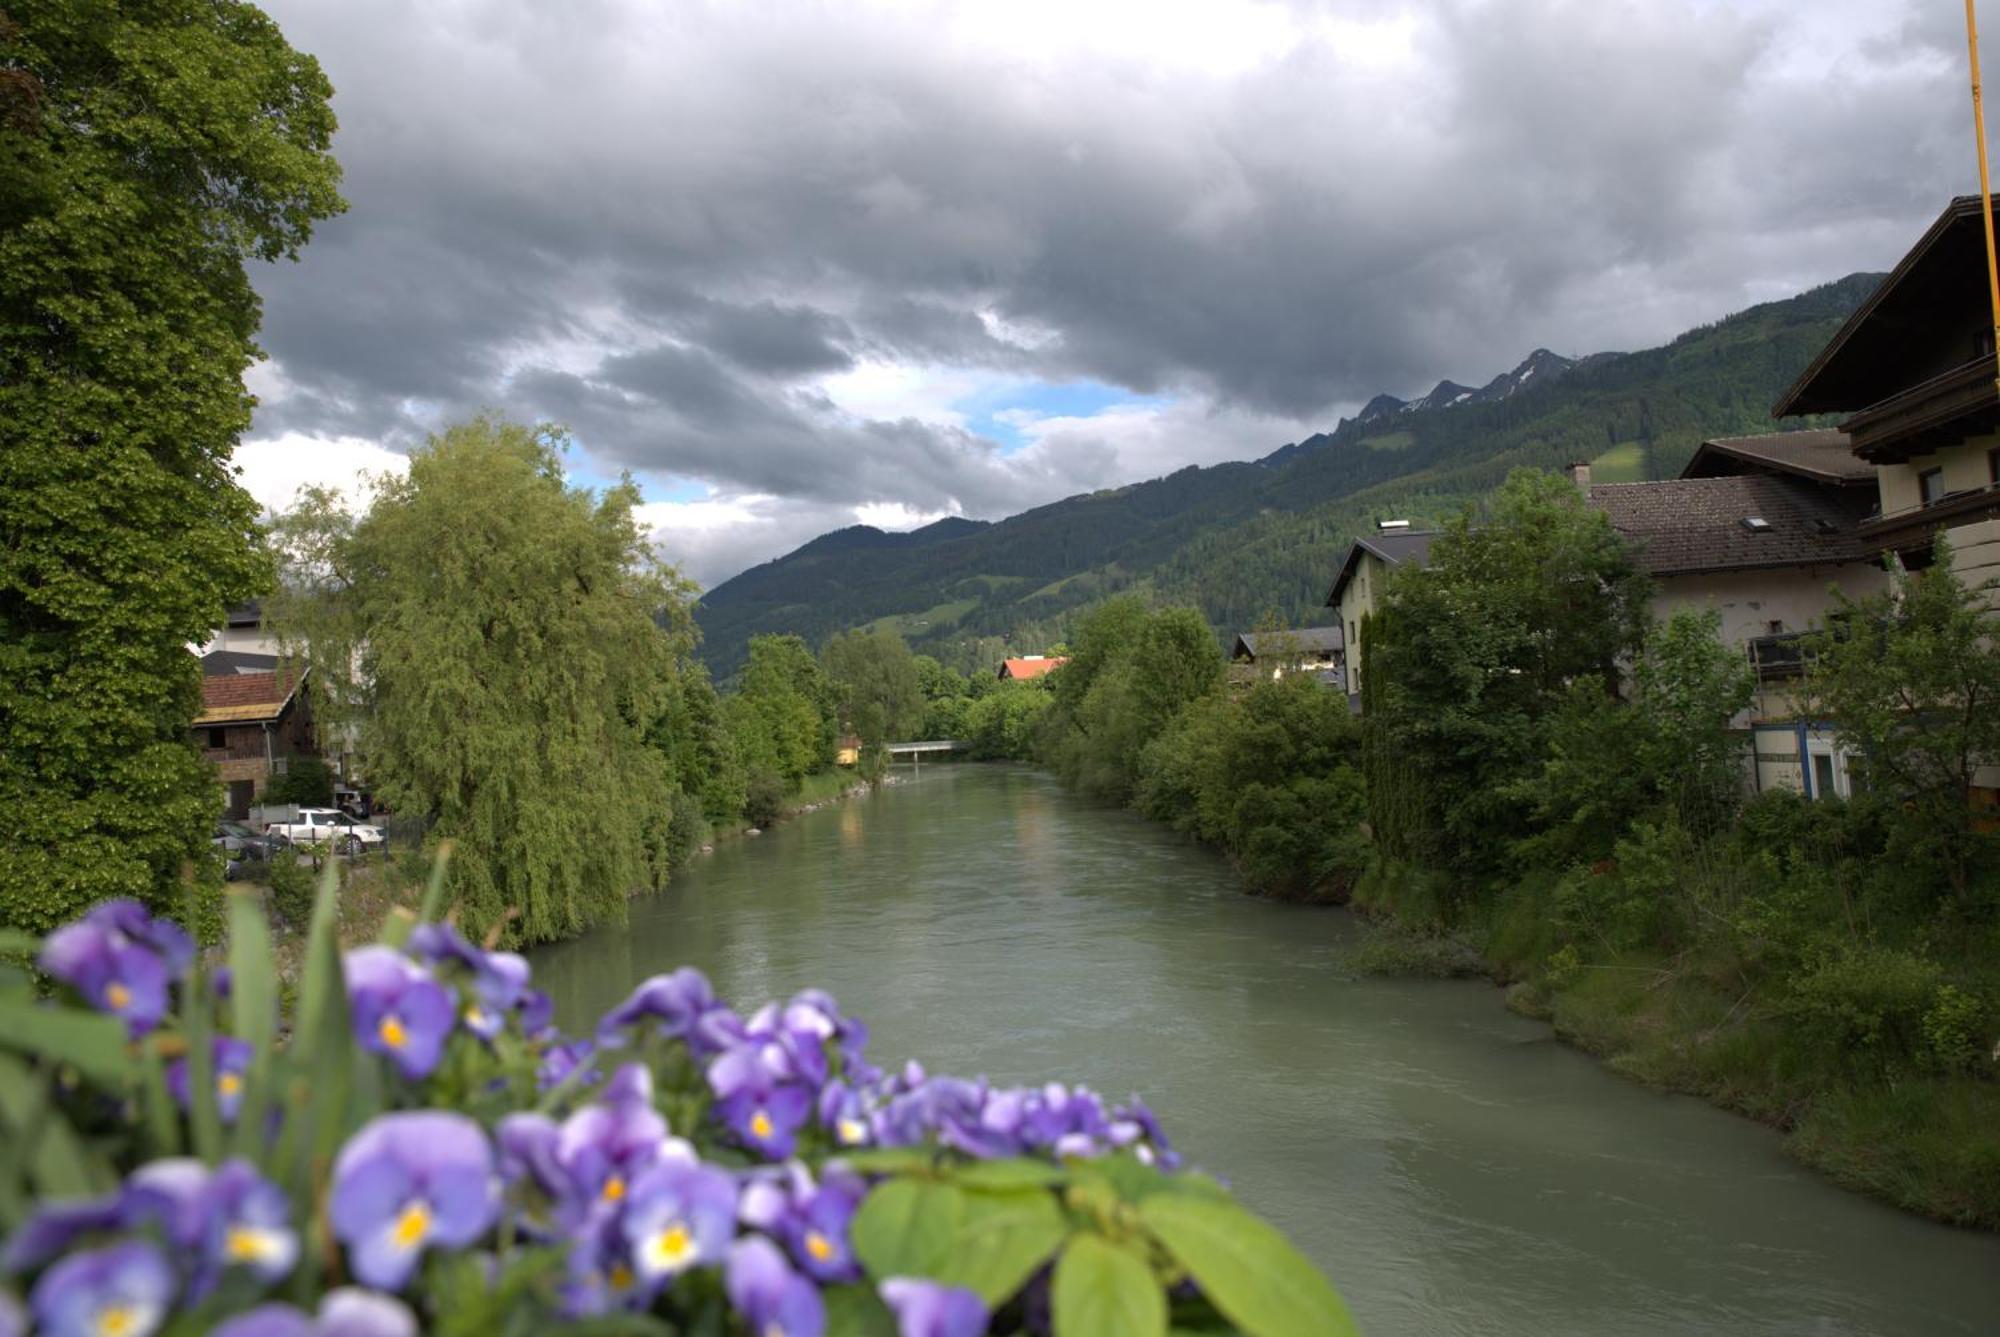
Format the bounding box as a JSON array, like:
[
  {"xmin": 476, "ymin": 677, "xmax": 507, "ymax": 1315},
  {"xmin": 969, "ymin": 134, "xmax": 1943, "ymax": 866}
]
[{"xmin": 0, "ymin": 2, "xmax": 343, "ymax": 929}]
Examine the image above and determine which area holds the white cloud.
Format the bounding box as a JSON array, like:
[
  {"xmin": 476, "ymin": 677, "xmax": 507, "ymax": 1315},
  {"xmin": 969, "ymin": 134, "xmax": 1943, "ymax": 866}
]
[{"xmin": 232, "ymin": 433, "xmax": 408, "ymax": 516}]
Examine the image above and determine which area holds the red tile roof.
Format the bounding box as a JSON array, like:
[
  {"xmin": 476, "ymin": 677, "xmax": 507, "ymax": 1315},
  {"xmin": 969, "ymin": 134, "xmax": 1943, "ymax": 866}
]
[
  {"xmin": 998, "ymin": 656, "xmax": 1068, "ymax": 681},
  {"xmin": 1680, "ymin": 430, "xmax": 1873, "ymax": 485},
  {"xmin": 194, "ymin": 668, "xmax": 303, "ymax": 725}
]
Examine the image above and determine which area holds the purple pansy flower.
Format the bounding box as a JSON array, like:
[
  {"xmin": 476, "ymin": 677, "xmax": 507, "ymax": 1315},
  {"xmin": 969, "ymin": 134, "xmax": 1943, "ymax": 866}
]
[
  {"xmin": 537, "ymin": 1037, "xmax": 597, "ymax": 1091},
  {"xmin": 817, "ymin": 1080, "xmax": 875, "ymax": 1150},
  {"xmin": 203, "ymin": 1161, "xmax": 299, "ymax": 1289},
  {"xmin": 166, "ymin": 1036, "xmax": 254, "ymax": 1123},
  {"xmin": 342, "ymin": 947, "xmax": 456, "ymax": 1080},
  {"xmin": 517, "ymin": 988, "xmax": 555, "ymax": 1038},
  {"xmin": 0, "ymin": 1291, "xmax": 21, "ymax": 1337},
  {"xmin": 28, "ymin": 1240, "xmax": 175, "ymax": 1337},
  {"xmin": 1, "ymin": 1195, "xmax": 125, "ymax": 1273},
  {"xmin": 330, "ymin": 1112, "xmax": 499, "ymax": 1291},
  {"xmin": 405, "ymin": 924, "xmax": 532, "ymax": 1041},
  {"xmin": 739, "ymin": 1163, "xmax": 865, "ymax": 1284},
  {"xmin": 726, "ymin": 1236, "xmax": 824, "ymax": 1337},
  {"xmin": 618, "ymin": 1156, "xmax": 738, "ymax": 1287},
  {"xmin": 598, "ymin": 968, "xmax": 745, "ymax": 1058},
  {"xmin": 880, "ymin": 1278, "xmax": 989, "ymax": 1337},
  {"xmin": 210, "ymin": 1289, "xmax": 416, "ymax": 1337},
  {"xmin": 38, "ymin": 901, "xmax": 187, "ymax": 1037},
  {"xmin": 499, "ymin": 1065, "xmax": 684, "ymax": 1231}
]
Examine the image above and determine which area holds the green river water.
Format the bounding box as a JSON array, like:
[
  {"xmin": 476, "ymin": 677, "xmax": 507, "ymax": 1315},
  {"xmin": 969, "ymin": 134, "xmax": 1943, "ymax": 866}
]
[{"xmin": 531, "ymin": 765, "xmax": 2000, "ymax": 1335}]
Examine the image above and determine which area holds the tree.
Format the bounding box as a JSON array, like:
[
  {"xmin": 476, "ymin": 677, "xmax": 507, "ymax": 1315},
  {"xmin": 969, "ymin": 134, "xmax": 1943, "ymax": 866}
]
[
  {"xmin": 0, "ymin": 2, "xmax": 344, "ymax": 929},
  {"xmin": 1371, "ymin": 469, "xmax": 1650, "ymax": 885},
  {"xmin": 726, "ymin": 635, "xmax": 836, "ymax": 785},
  {"xmin": 270, "ymin": 419, "xmax": 692, "ymax": 946},
  {"xmin": 1807, "ymin": 541, "xmax": 2000, "ymax": 902},
  {"xmin": 821, "ymin": 630, "xmax": 924, "ymax": 746}
]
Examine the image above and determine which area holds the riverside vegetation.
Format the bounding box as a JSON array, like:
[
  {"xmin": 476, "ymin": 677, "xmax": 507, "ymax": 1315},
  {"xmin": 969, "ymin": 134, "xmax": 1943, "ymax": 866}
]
[{"xmin": 1021, "ymin": 470, "xmax": 2000, "ymax": 1229}]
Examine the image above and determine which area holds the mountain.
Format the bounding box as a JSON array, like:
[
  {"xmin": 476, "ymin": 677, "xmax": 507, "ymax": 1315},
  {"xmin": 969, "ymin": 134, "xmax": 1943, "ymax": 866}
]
[{"xmin": 694, "ymin": 273, "xmax": 1882, "ymax": 678}]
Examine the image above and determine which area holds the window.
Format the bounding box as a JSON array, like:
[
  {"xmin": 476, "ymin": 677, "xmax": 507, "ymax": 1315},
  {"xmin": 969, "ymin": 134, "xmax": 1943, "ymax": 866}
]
[
  {"xmin": 206, "ymin": 727, "xmax": 226, "ymax": 749},
  {"xmin": 1767, "ymin": 619, "xmax": 1784, "ymax": 636},
  {"xmin": 1811, "ymin": 753, "xmax": 1837, "ymax": 800},
  {"xmin": 1920, "ymin": 467, "xmax": 1947, "ymax": 505}
]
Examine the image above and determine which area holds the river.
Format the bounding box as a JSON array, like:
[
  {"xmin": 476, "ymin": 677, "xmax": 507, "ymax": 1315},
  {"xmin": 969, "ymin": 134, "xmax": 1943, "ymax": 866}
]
[{"xmin": 531, "ymin": 765, "xmax": 2000, "ymax": 1335}]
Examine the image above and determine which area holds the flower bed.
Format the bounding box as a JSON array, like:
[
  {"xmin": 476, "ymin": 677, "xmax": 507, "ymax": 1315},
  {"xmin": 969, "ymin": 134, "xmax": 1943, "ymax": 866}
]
[{"xmin": 0, "ymin": 865, "xmax": 1354, "ymax": 1335}]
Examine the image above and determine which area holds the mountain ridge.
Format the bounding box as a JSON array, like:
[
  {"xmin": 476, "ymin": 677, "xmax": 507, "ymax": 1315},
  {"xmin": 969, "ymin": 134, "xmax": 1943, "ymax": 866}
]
[{"xmin": 694, "ymin": 272, "xmax": 1883, "ymax": 678}]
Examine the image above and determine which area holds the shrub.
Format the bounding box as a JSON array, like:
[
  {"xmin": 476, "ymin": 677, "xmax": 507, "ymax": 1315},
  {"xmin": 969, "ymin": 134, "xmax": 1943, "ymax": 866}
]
[
  {"xmin": 262, "ymin": 755, "xmax": 335, "ymax": 808},
  {"xmin": 1923, "ymin": 984, "xmax": 1991, "ymax": 1075},
  {"xmin": 743, "ymin": 770, "xmax": 787, "ymax": 829},
  {"xmin": 265, "ymin": 853, "xmax": 315, "ymax": 932},
  {"xmin": 1780, "ymin": 943, "xmax": 1945, "ymax": 1073}
]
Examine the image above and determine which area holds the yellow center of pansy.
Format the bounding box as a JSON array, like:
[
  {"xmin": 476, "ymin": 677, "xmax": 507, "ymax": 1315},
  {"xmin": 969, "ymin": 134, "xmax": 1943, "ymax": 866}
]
[
  {"xmin": 805, "ymin": 1230, "xmax": 835, "ymax": 1263},
  {"xmin": 392, "ymin": 1201, "xmax": 432, "ymax": 1250},
  {"xmin": 648, "ymin": 1221, "xmax": 695, "ymax": 1271},
  {"xmin": 378, "ymin": 1015, "xmax": 408, "ymax": 1050},
  {"xmin": 749, "ymin": 1109, "xmax": 774, "ymax": 1140},
  {"xmin": 608, "ymin": 1262, "xmax": 635, "ymax": 1291},
  {"xmin": 218, "ymin": 1071, "xmax": 243, "ymax": 1100},
  {"xmin": 225, "ymin": 1225, "xmax": 281, "ymax": 1263},
  {"xmin": 95, "ymin": 1305, "xmax": 140, "ymax": 1337},
  {"xmin": 836, "ymin": 1118, "xmax": 867, "ymax": 1145},
  {"xmin": 105, "ymin": 982, "xmax": 132, "ymax": 1011},
  {"xmin": 602, "ymin": 1174, "xmax": 626, "ymax": 1203},
  {"xmin": 465, "ymin": 1006, "xmax": 488, "ymax": 1029}
]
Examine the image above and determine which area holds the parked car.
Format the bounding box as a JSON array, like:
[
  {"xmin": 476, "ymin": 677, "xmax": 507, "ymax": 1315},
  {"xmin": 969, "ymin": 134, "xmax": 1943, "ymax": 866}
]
[
  {"xmin": 265, "ymin": 807, "xmax": 386, "ymax": 856},
  {"xmin": 213, "ymin": 821, "xmax": 289, "ymax": 879}
]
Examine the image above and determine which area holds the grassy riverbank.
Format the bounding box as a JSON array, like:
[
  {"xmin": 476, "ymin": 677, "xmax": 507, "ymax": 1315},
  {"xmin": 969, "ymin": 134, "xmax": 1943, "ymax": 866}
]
[{"xmin": 1347, "ymin": 860, "xmax": 2000, "ymax": 1230}]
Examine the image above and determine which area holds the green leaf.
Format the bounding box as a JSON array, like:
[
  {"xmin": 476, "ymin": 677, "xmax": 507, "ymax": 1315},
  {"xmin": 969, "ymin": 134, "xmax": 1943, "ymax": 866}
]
[
  {"xmin": 1138, "ymin": 1194, "xmax": 1356, "ymax": 1337},
  {"xmin": 0, "ymin": 930, "xmax": 42, "ymax": 960},
  {"xmin": 225, "ymin": 888, "xmax": 278, "ymax": 1158},
  {"xmin": 852, "ymin": 1177, "xmax": 966, "ymax": 1279},
  {"xmin": 1052, "ymin": 1233, "xmax": 1166, "ymax": 1337},
  {"xmin": 0, "ymin": 996, "xmax": 135, "ymax": 1088},
  {"xmin": 953, "ymin": 1157, "xmax": 1065, "ymax": 1190},
  {"xmin": 931, "ymin": 1187, "xmax": 1067, "ymax": 1307},
  {"xmin": 834, "ymin": 1147, "xmax": 937, "ymax": 1176},
  {"xmin": 821, "ymin": 1283, "xmax": 899, "ymax": 1337},
  {"xmin": 0, "ymin": 1052, "xmax": 105, "ymax": 1207}
]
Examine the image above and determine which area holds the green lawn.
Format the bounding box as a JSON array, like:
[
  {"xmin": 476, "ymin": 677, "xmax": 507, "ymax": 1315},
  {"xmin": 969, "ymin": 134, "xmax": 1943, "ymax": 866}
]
[{"xmin": 1588, "ymin": 440, "xmax": 1649, "ymax": 482}]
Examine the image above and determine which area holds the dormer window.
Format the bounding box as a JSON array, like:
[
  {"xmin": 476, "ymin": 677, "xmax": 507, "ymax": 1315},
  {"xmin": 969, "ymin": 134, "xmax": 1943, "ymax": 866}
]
[{"xmin": 1741, "ymin": 516, "xmax": 1772, "ymax": 533}]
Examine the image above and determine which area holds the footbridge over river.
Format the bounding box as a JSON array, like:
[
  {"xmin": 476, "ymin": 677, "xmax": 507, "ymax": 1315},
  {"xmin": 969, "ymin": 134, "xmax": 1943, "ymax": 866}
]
[{"xmin": 885, "ymin": 740, "xmax": 966, "ymax": 770}]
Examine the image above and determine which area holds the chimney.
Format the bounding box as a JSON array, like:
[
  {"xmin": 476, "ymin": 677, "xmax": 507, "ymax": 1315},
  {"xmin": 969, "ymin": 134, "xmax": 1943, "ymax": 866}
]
[{"xmin": 1568, "ymin": 461, "xmax": 1591, "ymax": 491}]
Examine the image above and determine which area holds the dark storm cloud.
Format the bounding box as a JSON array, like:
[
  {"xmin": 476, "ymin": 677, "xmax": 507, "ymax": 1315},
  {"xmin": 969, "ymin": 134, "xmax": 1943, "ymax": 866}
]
[{"xmin": 247, "ymin": 0, "xmax": 1972, "ymax": 577}]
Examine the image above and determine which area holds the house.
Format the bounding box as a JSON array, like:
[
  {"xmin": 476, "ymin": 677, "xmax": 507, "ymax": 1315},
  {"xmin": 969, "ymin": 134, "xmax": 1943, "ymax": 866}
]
[
  {"xmin": 203, "ymin": 600, "xmax": 280, "ymax": 659},
  {"xmin": 1773, "ymin": 195, "xmax": 2000, "ymax": 603},
  {"xmin": 1229, "ymin": 627, "xmax": 1343, "ymax": 688},
  {"xmin": 200, "ymin": 648, "xmax": 281, "ymax": 677},
  {"xmin": 1325, "ymin": 525, "xmax": 1438, "ymax": 699},
  {"xmin": 997, "ymin": 655, "xmax": 1068, "ymax": 682},
  {"xmin": 1581, "ymin": 441, "xmax": 1892, "ymax": 798},
  {"xmin": 194, "ymin": 668, "xmax": 314, "ymax": 819}
]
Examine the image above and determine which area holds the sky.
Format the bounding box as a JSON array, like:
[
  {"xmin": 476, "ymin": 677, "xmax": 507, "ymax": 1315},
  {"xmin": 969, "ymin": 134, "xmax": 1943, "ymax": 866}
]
[{"xmin": 239, "ymin": 0, "xmax": 1979, "ymax": 587}]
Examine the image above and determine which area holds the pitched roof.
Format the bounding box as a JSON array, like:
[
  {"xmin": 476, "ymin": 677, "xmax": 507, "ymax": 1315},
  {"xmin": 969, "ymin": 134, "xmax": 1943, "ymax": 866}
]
[
  {"xmin": 1774, "ymin": 197, "xmax": 1989, "ymax": 417},
  {"xmin": 194, "ymin": 668, "xmax": 304, "ymax": 726},
  {"xmin": 1232, "ymin": 627, "xmax": 1343, "ymax": 660},
  {"xmin": 997, "ymin": 656, "xmax": 1068, "ymax": 681},
  {"xmin": 1680, "ymin": 430, "xmax": 1872, "ymax": 486},
  {"xmin": 1325, "ymin": 530, "xmax": 1439, "ymax": 606},
  {"xmin": 200, "ymin": 649, "xmax": 281, "ymax": 677},
  {"xmin": 1586, "ymin": 475, "xmax": 1878, "ymax": 577}
]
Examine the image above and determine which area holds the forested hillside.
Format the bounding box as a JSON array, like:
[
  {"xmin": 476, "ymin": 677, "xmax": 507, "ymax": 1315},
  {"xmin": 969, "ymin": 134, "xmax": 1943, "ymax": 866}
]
[{"xmin": 695, "ymin": 273, "xmax": 1879, "ymax": 677}]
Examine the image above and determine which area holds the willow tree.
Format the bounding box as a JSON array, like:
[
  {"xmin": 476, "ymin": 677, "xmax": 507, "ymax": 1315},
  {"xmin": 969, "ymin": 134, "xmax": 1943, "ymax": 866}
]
[
  {"xmin": 0, "ymin": 2, "xmax": 343, "ymax": 929},
  {"xmin": 271, "ymin": 419, "xmax": 695, "ymax": 945}
]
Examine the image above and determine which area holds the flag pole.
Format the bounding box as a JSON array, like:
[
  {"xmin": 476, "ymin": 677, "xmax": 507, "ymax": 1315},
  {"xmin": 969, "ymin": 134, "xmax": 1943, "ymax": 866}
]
[{"xmin": 1967, "ymin": 0, "xmax": 2000, "ymax": 396}]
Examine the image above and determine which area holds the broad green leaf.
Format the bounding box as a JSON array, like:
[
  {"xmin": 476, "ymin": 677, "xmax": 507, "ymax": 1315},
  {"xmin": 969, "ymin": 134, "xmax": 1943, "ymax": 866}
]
[
  {"xmin": 954, "ymin": 1157, "xmax": 1065, "ymax": 1190},
  {"xmin": 1139, "ymin": 1194, "xmax": 1356, "ymax": 1337},
  {"xmin": 931, "ymin": 1187, "xmax": 1067, "ymax": 1306},
  {"xmin": 1083, "ymin": 1151, "xmax": 1176, "ymax": 1203},
  {"xmin": 183, "ymin": 956, "xmax": 223, "ymax": 1162},
  {"xmin": 1052, "ymin": 1233, "xmax": 1166, "ymax": 1337},
  {"xmin": 852, "ymin": 1177, "xmax": 965, "ymax": 1279},
  {"xmin": 0, "ymin": 997, "xmax": 135, "ymax": 1088},
  {"xmin": 822, "ymin": 1283, "xmax": 899, "ymax": 1337},
  {"xmin": 834, "ymin": 1147, "xmax": 936, "ymax": 1176},
  {"xmin": 137, "ymin": 1045, "xmax": 183, "ymax": 1159},
  {"xmin": 225, "ymin": 888, "xmax": 278, "ymax": 1158},
  {"xmin": 416, "ymin": 841, "xmax": 455, "ymax": 927}
]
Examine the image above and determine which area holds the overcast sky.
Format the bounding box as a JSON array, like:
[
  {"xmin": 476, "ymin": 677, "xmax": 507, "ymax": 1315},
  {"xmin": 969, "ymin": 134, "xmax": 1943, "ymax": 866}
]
[{"xmin": 240, "ymin": 0, "xmax": 1976, "ymax": 586}]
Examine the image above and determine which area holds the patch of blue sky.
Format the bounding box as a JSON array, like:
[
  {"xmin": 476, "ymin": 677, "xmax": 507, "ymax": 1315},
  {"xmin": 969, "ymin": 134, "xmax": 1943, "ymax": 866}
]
[{"xmin": 960, "ymin": 379, "xmax": 1166, "ymax": 452}]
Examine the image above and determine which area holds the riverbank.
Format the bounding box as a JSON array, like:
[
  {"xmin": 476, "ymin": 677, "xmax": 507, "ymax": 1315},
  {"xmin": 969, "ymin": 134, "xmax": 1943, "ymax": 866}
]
[{"xmin": 1345, "ymin": 860, "xmax": 2000, "ymax": 1231}]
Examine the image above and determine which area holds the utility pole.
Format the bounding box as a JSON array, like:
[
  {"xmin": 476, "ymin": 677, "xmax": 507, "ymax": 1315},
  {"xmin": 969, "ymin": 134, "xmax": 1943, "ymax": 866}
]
[{"xmin": 1967, "ymin": 2, "xmax": 2000, "ymax": 395}]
